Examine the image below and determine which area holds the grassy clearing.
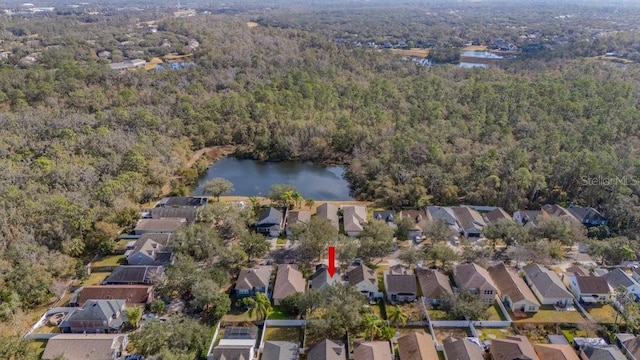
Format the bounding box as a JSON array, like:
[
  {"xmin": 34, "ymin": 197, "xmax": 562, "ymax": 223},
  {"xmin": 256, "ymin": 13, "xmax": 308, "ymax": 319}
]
[
  {"xmin": 428, "ymin": 308, "xmax": 458, "ymax": 321},
  {"xmin": 82, "ymin": 272, "xmax": 108, "ymax": 286},
  {"xmin": 488, "ymin": 302, "xmax": 507, "ymax": 321},
  {"xmin": 390, "ymin": 48, "xmax": 429, "ymax": 57},
  {"xmin": 562, "ymin": 329, "xmax": 587, "ymax": 343},
  {"xmin": 276, "ymin": 237, "xmax": 286, "ymax": 245},
  {"xmin": 92, "ymin": 254, "xmax": 125, "ymax": 268},
  {"xmin": 268, "ymin": 308, "xmax": 289, "ymax": 320},
  {"xmin": 477, "ymin": 327, "xmax": 513, "ymax": 341},
  {"xmin": 222, "ymin": 311, "xmax": 254, "ymax": 322},
  {"xmin": 264, "ymin": 327, "xmax": 300, "ymax": 342},
  {"xmin": 511, "ymin": 306, "xmax": 586, "ymax": 324},
  {"xmin": 586, "ymin": 304, "xmax": 620, "ymax": 324},
  {"xmin": 29, "ymin": 340, "xmax": 47, "ymax": 357}
]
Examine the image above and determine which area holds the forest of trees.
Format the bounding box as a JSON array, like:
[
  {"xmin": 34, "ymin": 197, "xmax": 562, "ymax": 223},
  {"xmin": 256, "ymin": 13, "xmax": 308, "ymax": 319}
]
[{"xmin": 0, "ymin": 0, "xmax": 639, "ymax": 345}]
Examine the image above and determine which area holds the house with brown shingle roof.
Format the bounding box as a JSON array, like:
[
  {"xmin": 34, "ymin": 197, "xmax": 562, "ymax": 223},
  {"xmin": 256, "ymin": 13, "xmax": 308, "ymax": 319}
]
[
  {"xmin": 416, "ymin": 268, "xmax": 452, "ymax": 305},
  {"xmin": 70, "ymin": 285, "xmax": 153, "ymax": 307},
  {"xmin": 285, "ymin": 210, "xmax": 311, "ymax": 236},
  {"xmin": 488, "ymin": 263, "xmax": 540, "ymax": 313},
  {"xmin": 41, "ymin": 334, "xmax": 127, "ymax": 360},
  {"xmin": 541, "ymin": 204, "xmax": 579, "ymax": 223},
  {"xmin": 273, "ymin": 264, "xmax": 306, "ymax": 305},
  {"xmin": 384, "ymin": 265, "xmax": 417, "ymax": 303},
  {"xmin": 399, "ymin": 210, "xmax": 428, "ymax": 240},
  {"xmin": 235, "ymin": 265, "xmax": 273, "ymax": 298},
  {"xmin": 490, "ymin": 335, "xmax": 539, "ymax": 360},
  {"xmin": 397, "ymin": 332, "xmax": 437, "ymax": 360},
  {"xmin": 442, "ymin": 337, "xmax": 484, "ymax": 360},
  {"xmin": 453, "ymin": 263, "xmax": 497, "ymax": 305},
  {"xmin": 346, "ymin": 264, "xmax": 380, "ymax": 300},
  {"xmin": 534, "ymin": 344, "xmax": 579, "ymax": 360},
  {"xmin": 306, "ymin": 339, "xmax": 346, "ymax": 360},
  {"xmin": 353, "ymin": 341, "xmax": 393, "ymax": 360},
  {"xmin": 565, "ymin": 273, "xmax": 612, "ymax": 304},
  {"xmin": 484, "ymin": 208, "xmax": 512, "ymax": 224},
  {"xmin": 451, "ymin": 206, "xmax": 486, "ymax": 238}
]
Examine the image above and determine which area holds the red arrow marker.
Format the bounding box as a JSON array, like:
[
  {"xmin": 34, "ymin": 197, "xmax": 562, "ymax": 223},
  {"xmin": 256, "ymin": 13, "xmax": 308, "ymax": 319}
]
[{"xmin": 328, "ymin": 246, "xmax": 336, "ymax": 278}]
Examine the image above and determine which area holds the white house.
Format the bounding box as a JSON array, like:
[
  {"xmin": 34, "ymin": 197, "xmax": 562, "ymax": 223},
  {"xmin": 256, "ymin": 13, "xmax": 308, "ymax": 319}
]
[
  {"xmin": 565, "ymin": 273, "xmax": 613, "ymax": 304},
  {"xmin": 346, "ymin": 264, "xmax": 381, "ymax": 300},
  {"xmin": 604, "ymin": 268, "xmax": 640, "ymax": 302}
]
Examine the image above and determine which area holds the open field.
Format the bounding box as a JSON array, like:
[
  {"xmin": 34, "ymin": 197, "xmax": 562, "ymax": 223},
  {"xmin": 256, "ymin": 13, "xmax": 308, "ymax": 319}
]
[
  {"xmin": 263, "ymin": 327, "xmax": 301, "ymax": 342},
  {"xmin": 462, "ymin": 45, "xmax": 489, "ymax": 51},
  {"xmin": 92, "ymin": 254, "xmax": 125, "ymax": 268},
  {"xmin": 510, "ymin": 306, "xmax": 586, "ymax": 324},
  {"xmin": 390, "ymin": 48, "xmax": 429, "ymax": 57},
  {"xmin": 586, "ymin": 304, "xmax": 620, "ymax": 324},
  {"xmin": 477, "ymin": 327, "xmax": 514, "ymax": 341}
]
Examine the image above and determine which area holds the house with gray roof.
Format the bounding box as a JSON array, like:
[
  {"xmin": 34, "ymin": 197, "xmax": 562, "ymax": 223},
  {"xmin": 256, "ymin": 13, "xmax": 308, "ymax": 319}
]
[
  {"xmin": 442, "ymin": 337, "xmax": 484, "ymax": 360},
  {"xmin": 453, "ymin": 263, "xmax": 497, "ymax": 305},
  {"xmin": 126, "ymin": 237, "xmax": 173, "ymax": 266},
  {"xmin": 523, "ymin": 264, "xmax": 574, "ymax": 307},
  {"xmin": 425, "ymin": 206, "xmax": 461, "ymax": 234},
  {"xmin": 133, "ymin": 218, "xmax": 187, "ymax": 235},
  {"xmin": 568, "ymin": 206, "xmax": 607, "ymax": 227},
  {"xmin": 306, "ymin": 339, "xmax": 346, "ymax": 360},
  {"xmin": 150, "ymin": 206, "xmax": 198, "ymax": 223},
  {"xmin": 155, "ymin": 196, "xmax": 207, "ymax": 208},
  {"xmin": 41, "ymin": 334, "xmax": 127, "ymax": 360},
  {"xmin": 262, "ymin": 341, "xmax": 298, "ymax": 360},
  {"xmin": 60, "ymin": 300, "xmax": 127, "ymax": 333},
  {"xmin": 372, "ymin": 210, "xmax": 397, "ymax": 230},
  {"xmin": 384, "ymin": 264, "xmax": 417, "ymax": 303},
  {"xmin": 342, "ymin": 205, "xmax": 367, "ymax": 237},
  {"xmin": 309, "ymin": 264, "xmax": 339, "ymax": 290},
  {"xmin": 256, "ymin": 207, "xmax": 284, "ymax": 237},
  {"xmin": 316, "ymin": 203, "xmax": 339, "ymax": 232},
  {"xmin": 452, "ymin": 206, "xmax": 486, "ymax": 238},
  {"xmin": 235, "ymin": 265, "xmax": 273, "ymax": 298},
  {"xmin": 208, "ymin": 327, "xmax": 258, "ymax": 360},
  {"xmin": 513, "ymin": 210, "xmax": 542, "ymax": 225},
  {"xmin": 604, "ymin": 268, "xmax": 640, "ymax": 301},
  {"xmin": 580, "ymin": 346, "xmax": 626, "ymax": 360},
  {"xmin": 615, "ymin": 334, "xmax": 640, "ymax": 360},
  {"xmin": 346, "ymin": 264, "xmax": 380, "ymax": 301},
  {"xmin": 104, "ymin": 265, "xmax": 164, "ymax": 285},
  {"xmin": 273, "ymin": 264, "xmax": 306, "ymax": 305}
]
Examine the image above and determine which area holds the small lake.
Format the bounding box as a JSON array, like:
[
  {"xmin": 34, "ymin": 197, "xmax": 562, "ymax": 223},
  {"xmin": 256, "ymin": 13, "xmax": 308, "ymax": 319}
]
[{"xmin": 193, "ymin": 157, "xmax": 354, "ymax": 200}]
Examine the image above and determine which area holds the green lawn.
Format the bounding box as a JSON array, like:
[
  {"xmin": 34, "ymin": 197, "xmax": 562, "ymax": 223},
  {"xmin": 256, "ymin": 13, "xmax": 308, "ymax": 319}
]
[
  {"xmin": 263, "ymin": 327, "xmax": 300, "ymax": 342},
  {"xmin": 276, "ymin": 237, "xmax": 286, "ymax": 245},
  {"xmin": 81, "ymin": 272, "xmax": 108, "ymax": 286},
  {"xmin": 92, "ymin": 254, "xmax": 125, "ymax": 268},
  {"xmin": 268, "ymin": 308, "xmax": 288, "ymax": 320},
  {"xmin": 29, "ymin": 340, "xmax": 47, "ymax": 357},
  {"xmin": 477, "ymin": 327, "xmax": 513, "ymax": 341},
  {"xmin": 428, "ymin": 309, "xmax": 458, "ymax": 320},
  {"xmin": 511, "ymin": 306, "xmax": 586, "ymax": 324},
  {"xmin": 488, "ymin": 302, "xmax": 507, "ymax": 321},
  {"xmin": 222, "ymin": 311, "xmax": 254, "ymax": 322},
  {"xmin": 562, "ymin": 329, "xmax": 588, "ymax": 343},
  {"xmin": 587, "ymin": 304, "xmax": 620, "ymax": 324}
]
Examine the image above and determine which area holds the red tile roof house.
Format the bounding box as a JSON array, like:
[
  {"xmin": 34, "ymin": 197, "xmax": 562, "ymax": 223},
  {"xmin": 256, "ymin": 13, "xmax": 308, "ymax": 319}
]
[
  {"xmin": 488, "ymin": 262, "xmax": 541, "ymax": 313},
  {"xmin": 453, "ymin": 263, "xmax": 498, "ymax": 305}
]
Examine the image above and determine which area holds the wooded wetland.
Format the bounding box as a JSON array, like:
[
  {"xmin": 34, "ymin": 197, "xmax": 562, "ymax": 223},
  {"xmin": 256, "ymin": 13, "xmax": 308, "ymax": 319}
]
[{"xmin": 3, "ymin": 0, "xmax": 640, "ymax": 356}]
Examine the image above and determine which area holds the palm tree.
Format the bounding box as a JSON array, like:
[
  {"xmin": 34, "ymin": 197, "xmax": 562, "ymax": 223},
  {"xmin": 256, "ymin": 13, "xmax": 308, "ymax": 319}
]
[
  {"xmin": 126, "ymin": 306, "xmax": 143, "ymax": 329},
  {"xmin": 304, "ymin": 198, "xmax": 315, "ymax": 210},
  {"xmin": 362, "ymin": 313, "xmax": 383, "ymax": 340},
  {"xmin": 387, "ymin": 305, "xmax": 409, "ymax": 328},
  {"xmin": 242, "ymin": 293, "xmax": 273, "ymax": 320}
]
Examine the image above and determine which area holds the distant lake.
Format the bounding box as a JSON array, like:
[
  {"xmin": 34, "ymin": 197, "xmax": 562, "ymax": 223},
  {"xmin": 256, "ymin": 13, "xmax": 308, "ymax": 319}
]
[{"xmin": 193, "ymin": 157, "xmax": 354, "ymax": 200}]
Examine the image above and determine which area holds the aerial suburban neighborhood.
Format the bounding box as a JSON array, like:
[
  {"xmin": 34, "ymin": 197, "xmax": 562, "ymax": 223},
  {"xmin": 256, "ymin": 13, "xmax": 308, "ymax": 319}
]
[{"xmin": 22, "ymin": 189, "xmax": 640, "ymax": 360}]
